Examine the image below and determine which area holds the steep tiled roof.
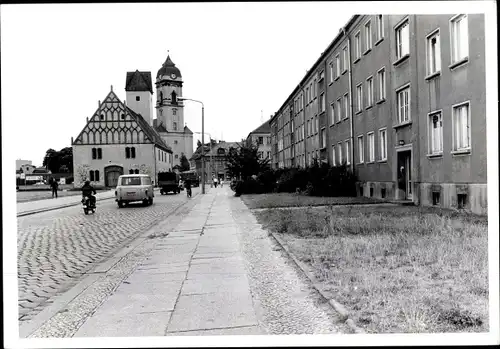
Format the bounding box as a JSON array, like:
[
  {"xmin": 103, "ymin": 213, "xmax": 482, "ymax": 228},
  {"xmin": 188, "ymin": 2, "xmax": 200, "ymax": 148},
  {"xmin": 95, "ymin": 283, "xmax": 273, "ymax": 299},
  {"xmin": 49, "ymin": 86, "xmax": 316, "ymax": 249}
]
[
  {"xmin": 126, "ymin": 107, "xmax": 172, "ymax": 153},
  {"xmin": 184, "ymin": 124, "xmax": 193, "ymax": 134},
  {"xmin": 125, "ymin": 70, "xmax": 153, "ymax": 93},
  {"xmin": 157, "ymin": 55, "xmax": 182, "ymax": 79},
  {"xmin": 153, "ymin": 119, "xmax": 168, "ymax": 133},
  {"xmin": 192, "ymin": 141, "xmax": 239, "ymax": 159},
  {"xmin": 249, "ymin": 120, "xmax": 271, "ymax": 135}
]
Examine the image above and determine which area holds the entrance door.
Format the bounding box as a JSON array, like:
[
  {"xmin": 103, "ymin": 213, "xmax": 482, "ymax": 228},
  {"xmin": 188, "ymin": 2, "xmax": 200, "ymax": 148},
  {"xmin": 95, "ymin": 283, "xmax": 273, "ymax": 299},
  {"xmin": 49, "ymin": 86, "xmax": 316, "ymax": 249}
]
[
  {"xmin": 397, "ymin": 150, "xmax": 412, "ymax": 200},
  {"xmin": 104, "ymin": 166, "xmax": 123, "ymax": 188}
]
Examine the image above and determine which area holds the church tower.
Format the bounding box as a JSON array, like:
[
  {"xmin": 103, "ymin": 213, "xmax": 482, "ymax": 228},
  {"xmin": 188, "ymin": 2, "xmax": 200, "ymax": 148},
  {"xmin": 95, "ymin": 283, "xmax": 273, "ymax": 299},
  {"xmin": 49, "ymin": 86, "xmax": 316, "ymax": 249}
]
[
  {"xmin": 125, "ymin": 70, "xmax": 153, "ymax": 126},
  {"xmin": 154, "ymin": 55, "xmax": 193, "ymax": 167},
  {"xmin": 155, "ymin": 55, "xmax": 184, "ymax": 132}
]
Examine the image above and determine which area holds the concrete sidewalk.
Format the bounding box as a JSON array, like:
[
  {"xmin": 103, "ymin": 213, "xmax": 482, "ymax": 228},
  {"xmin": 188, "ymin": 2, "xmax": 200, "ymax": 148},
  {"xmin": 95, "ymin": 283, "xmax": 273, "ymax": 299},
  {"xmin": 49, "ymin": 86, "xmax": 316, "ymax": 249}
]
[
  {"xmin": 16, "ymin": 188, "xmax": 162, "ymax": 217},
  {"xmin": 73, "ymin": 187, "xmax": 263, "ymax": 337}
]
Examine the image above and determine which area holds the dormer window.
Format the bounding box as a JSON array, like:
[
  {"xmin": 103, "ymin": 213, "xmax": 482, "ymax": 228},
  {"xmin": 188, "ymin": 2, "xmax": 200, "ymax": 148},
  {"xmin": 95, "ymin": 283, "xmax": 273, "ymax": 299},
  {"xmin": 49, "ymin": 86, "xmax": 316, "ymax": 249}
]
[{"xmin": 218, "ymin": 148, "xmax": 226, "ymax": 155}]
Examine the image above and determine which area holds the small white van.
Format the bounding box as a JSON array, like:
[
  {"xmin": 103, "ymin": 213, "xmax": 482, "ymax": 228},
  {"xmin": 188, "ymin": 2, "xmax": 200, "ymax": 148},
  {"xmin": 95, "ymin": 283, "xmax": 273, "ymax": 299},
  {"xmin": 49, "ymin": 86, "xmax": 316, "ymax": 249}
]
[{"xmin": 115, "ymin": 174, "xmax": 154, "ymax": 208}]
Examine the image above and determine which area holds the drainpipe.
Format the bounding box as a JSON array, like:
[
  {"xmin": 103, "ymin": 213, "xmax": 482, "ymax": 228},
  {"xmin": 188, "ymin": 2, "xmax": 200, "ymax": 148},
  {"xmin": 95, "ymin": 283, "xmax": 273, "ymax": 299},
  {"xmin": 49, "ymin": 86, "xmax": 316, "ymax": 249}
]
[
  {"xmin": 153, "ymin": 146, "xmax": 157, "ymax": 187},
  {"xmin": 343, "ymin": 27, "xmax": 355, "ymax": 176}
]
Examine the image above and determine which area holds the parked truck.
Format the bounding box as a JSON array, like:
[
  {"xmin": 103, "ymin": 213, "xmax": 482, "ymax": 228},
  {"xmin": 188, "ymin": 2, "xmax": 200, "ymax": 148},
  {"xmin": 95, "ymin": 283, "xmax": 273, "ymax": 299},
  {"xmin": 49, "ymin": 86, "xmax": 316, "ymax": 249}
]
[
  {"xmin": 179, "ymin": 170, "xmax": 200, "ymax": 187},
  {"xmin": 158, "ymin": 171, "xmax": 180, "ymax": 195}
]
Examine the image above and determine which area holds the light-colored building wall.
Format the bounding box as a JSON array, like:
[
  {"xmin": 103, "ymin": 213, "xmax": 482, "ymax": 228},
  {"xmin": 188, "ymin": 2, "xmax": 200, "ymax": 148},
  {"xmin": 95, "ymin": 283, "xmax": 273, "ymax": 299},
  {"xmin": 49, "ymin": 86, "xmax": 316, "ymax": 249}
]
[
  {"xmin": 72, "ymin": 143, "xmax": 171, "ymax": 187},
  {"xmin": 16, "ymin": 159, "xmax": 33, "ymax": 169},
  {"xmin": 159, "ymin": 131, "xmax": 193, "ymax": 166},
  {"xmin": 126, "ymin": 91, "xmax": 153, "ymax": 126}
]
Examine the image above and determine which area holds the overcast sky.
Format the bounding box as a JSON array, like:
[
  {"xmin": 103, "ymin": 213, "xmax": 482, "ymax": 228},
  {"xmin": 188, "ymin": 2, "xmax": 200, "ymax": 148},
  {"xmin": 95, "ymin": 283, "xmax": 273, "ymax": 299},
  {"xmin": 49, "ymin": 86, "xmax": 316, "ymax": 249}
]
[{"xmin": 2, "ymin": 2, "xmax": 355, "ymax": 167}]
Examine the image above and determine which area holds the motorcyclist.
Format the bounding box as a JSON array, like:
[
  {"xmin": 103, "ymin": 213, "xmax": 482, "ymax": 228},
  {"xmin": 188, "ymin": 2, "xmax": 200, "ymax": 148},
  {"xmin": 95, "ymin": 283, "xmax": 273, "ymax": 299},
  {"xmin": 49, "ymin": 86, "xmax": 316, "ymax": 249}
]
[{"xmin": 81, "ymin": 180, "xmax": 97, "ymax": 207}]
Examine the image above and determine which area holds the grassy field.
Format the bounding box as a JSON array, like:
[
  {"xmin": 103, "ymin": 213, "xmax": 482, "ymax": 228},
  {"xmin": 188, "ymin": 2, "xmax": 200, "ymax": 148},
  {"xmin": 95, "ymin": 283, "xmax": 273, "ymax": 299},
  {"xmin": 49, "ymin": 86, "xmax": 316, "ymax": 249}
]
[
  {"xmin": 241, "ymin": 192, "xmax": 385, "ymax": 209},
  {"xmin": 254, "ymin": 203, "xmax": 489, "ymax": 333}
]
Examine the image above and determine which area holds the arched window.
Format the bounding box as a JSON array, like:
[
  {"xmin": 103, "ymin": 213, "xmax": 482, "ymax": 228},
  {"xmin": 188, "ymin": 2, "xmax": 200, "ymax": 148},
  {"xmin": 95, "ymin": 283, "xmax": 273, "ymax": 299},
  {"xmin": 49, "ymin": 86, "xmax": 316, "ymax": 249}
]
[
  {"xmin": 131, "ymin": 147, "xmax": 136, "ymax": 158},
  {"xmin": 100, "ymin": 114, "xmax": 104, "ymax": 120},
  {"xmin": 173, "ymin": 122, "xmax": 177, "ymax": 130},
  {"xmin": 125, "ymin": 147, "xmax": 130, "ymax": 158},
  {"xmin": 89, "ymin": 170, "xmax": 95, "ymax": 182},
  {"xmin": 175, "ymin": 154, "xmax": 178, "ymax": 159},
  {"xmin": 129, "ymin": 169, "xmax": 134, "ymax": 174},
  {"xmin": 92, "ymin": 148, "xmax": 97, "ymax": 159},
  {"xmin": 95, "ymin": 170, "xmax": 100, "ymax": 181},
  {"xmin": 218, "ymin": 148, "xmax": 226, "ymax": 155},
  {"xmin": 173, "ymin": 109, "xmax": 177, "ymax": 115},
  {"xmin": 171, "ymin": 91, "xmax": 177, "ymax": 104}
]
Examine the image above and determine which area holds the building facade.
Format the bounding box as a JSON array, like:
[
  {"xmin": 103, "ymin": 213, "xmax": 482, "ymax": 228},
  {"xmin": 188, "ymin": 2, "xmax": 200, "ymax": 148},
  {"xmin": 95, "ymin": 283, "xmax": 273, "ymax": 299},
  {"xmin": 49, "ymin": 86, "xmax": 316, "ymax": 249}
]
[
  {"xmin": 153, "ymin": 55, "xmax": 194, "ymax": 167},
  {"xmin": 192, "ymin": 141, "xmax": 239, "ymax": 182},
  {"xmin": 72, "ymin": 88, "xmax": 173, "ymax": 188},
  {"xmin": 246, "ymin": 120, "xmax": 272, "ymax": 161},
  {"xmin": 270, "ymin": 14, "xmax": 486, "ymax": 214}
]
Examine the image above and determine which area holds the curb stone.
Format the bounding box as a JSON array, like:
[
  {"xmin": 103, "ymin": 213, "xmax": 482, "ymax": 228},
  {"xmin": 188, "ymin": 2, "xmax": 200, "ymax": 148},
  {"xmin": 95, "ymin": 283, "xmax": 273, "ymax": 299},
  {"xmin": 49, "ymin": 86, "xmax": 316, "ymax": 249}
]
[{"xmin": 268, "ymin": 230, "xmax": 366, "ymax": 334}]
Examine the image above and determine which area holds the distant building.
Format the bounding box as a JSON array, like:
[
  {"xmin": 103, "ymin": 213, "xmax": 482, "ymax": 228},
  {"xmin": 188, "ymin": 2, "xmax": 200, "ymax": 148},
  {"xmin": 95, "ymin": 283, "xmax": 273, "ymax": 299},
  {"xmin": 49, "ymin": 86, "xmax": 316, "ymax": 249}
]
[
  {"xmin": 191, "ymin": 140, "xmax": 239, "ymax": 182},
  {"xmin": 16, "ymin": 159, "xmax": 33, "ymax": 170},
  {"xmin": 269, "ymin": 14, "xmax": 486, "ymax": 214},
  {"xmin": 246, "ymin": 119, "xmax": 272, "ymax": 161}
]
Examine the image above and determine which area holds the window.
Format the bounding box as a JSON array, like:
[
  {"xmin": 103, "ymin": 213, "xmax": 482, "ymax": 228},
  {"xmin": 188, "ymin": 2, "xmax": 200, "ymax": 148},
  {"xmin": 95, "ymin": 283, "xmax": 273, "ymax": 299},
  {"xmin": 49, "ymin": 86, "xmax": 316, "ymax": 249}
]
[
  {"xmin": 356, "ymin": 84, "xmax": 363, "ymax": 112},
  {"xmin": 258, "ymin": 136, "xmax": 264, "ymax": 144},
  {"xmin": 338, "ymin": 142, "xmax": 343, "ymax": 164},
  {"xmin": 368, "ymin": 132, "xmax": 375, "ymax": 162},
  {"xmin": 457, "ymin": 193, "xmax": 467, "ymax": 209},
  {"xmin": 95, "ymin": 170, "xmax": 100, "ymax": 182},
  {"xmin": 377, "ymin": 68, "xmax": 386, "ymax": 100},
  {"xmin": 343, "ymin": 93, "xmax": 349, "ymax": 119},
  {"xmin": 450, "ymin": 14, "xmax": 469, "ymax": 64},
  {"xmin": 336, "ymin": 98, "xmax": 342, "ymax": 122},
  {"xmin": 92, "ymin": 148, "xmax": 97, "ymax": 159},
  {"xmin": 397, "ymin": 85, "xmax": 410, "ymax": 123},
  {"xmin": 89, "ymin": 170, "xmax": 94, "ymax": 182},
  {"xmin": 358, "ymin": 136, "xmax": 364, "ymax": 163},
  {"xmin": 376, "ymin": 15, "xmax": 384, "ymax": 41},
  {"xmin": 432, "ymin": 191, "xmax": 441, "ymax": 206},
  {"xmin": 330, "ymin": 104, "xmax": 335, "ymax": 125},
  {"xmin": 319, "ymin": 71, "xmax": 325, "ymax": 81},
  {"xmin": 345, "ymin": 140, "xmax": 351, "ymax": 165},
  {"xmin": 320, "ymin": 93, "xmax": 325, "ymax": 112},
  {"xmin": 134, "ymin": 169, "xmax": 140, "ymax": 174},
  {"xmin": 452, "ymin": 102, "xmax": 470, "ymax": 151},
  {"xmin": 329, "ymin": 61, "xmax": 334, "ymax": 83},
  {"xmin": 428, "ymin": 111, "xmax": 443, "ymax": 154},
  {"xmin": 367, "ymin": 77, "xmax": 374, "ymax": 107},
  {"xmin": 396, "ymin": 19, "xmax": 410, "ymax": 60},
  {"xmin": 342, "ymin": 46, "xmax": 348, "ymax": 73},
  {"xmin": 258, "ymin": 151, "xmax": 263, "ymax": 159},
  {"xmin": 174, "ymin": 140, "xmax": 178, "ymax": 144},
  {"xmin": 97, "ymin": 148, "xmax": 102, "ymax": 159},
  {"xmin": 121, "ymin": 114, "xmax": 125, "ymax": 120},
  {"xmin": 335, "ymin": 54, "xmax": 341, "ymax": 78},
  {"xmin": 364, "ymin": 20, "xmax": 372, "ymax": 51},
  {"xmin": 379, "ymin": 128, "xmax": 387, "ymax": 160},
  {"xmin": 171, "ymin": 91, "xmax": 177, "ymax": 104},
  {"xmin": 332, "ymin": 145, "xmax": 336, "ymax": 166},
  {"xmin": 136, "ymin": 96, "xmax": 140, "ymax": 101},
  {"xmin": 175, "ymin": 154, "xmax": 178, "ymax": 159},
  {"xmin": 381, "ymin": 187, "xmax": 386, "ymax": 198},
  {"xmin": 321, "ymin": 128, "xmax": 326, "ymax": 148},
  {"xmin": 267, "ymin": 151, "xmax": 271, "ymax": 158},
  {"xmin": 100, "ymin": 114, "xmax": 104, "ymax": 120},
  {"xmin": 354, "ymin": 32, "xmax": 361, "ymax": 60},
  {"xmin": 129, "ymin": 169, "xmax": 134, "ymax": 174},
  {"xmin": 173, "ymin": 109, "xmax": 177, "ymax": 115},
  {"xmin": 427, "ymin": 30, "xmax": 441, "ymax": 75},
  {"xmin": 306, "ymin": 88, "xmax": 309, "ymax": 103},
  {"xmin": 315, "ymin": 117, "xmax": 319, "ymax": 133},
  {"xmin": 173, "ymin": 122, "xmax": 177, "ymax": 130}
]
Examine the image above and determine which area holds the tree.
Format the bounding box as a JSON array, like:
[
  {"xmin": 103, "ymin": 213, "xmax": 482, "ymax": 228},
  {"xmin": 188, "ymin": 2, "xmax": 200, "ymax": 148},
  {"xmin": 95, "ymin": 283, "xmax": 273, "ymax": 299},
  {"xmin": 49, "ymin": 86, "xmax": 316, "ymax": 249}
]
[
  {"xmin": 197, "ymin": 140, "xmax": 202, "ymax": 149},
  {"xmin": 225, "ymin": 140, "xmax": 270, "ymax": 180},
  {"xmin": 179, "ymin": 153, "xmax": 190, "ymax": 171},
  {"xmin": 42, "ymin": 147, "xmax": 73, "ymax": 173}
]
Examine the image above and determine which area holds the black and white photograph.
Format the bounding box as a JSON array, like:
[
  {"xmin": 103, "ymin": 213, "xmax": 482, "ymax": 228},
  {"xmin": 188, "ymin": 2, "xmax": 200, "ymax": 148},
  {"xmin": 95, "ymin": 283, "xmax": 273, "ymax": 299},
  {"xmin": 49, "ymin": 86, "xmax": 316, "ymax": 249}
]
[{"xmin": 2, "ymin": 1, "xmax": 498, "ymax": 347}]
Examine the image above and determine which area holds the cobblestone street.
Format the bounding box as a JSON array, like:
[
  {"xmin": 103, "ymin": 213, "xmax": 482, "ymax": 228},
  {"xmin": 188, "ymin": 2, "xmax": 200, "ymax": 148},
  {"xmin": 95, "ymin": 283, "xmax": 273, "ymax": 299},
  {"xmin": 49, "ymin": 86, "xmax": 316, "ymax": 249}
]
[{"xmin": 17, "ymin": 188, "xmax": 200, "ymax": 322}]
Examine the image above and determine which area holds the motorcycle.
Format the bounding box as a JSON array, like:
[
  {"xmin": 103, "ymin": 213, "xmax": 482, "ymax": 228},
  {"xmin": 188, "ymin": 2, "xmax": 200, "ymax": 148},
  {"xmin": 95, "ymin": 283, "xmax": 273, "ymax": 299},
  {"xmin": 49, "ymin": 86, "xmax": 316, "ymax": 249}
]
[{"xmin": 82, "ymin": 196, "xmax": 96, "ymax": 215}]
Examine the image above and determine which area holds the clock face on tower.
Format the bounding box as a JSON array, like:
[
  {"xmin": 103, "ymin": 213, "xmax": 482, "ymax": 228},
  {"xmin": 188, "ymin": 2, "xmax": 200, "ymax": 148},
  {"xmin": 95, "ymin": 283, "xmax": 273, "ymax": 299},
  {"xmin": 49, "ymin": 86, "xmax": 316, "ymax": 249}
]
[{"xmin": 170, "ymin": 73, "xmax": 177, "ymax": 79}]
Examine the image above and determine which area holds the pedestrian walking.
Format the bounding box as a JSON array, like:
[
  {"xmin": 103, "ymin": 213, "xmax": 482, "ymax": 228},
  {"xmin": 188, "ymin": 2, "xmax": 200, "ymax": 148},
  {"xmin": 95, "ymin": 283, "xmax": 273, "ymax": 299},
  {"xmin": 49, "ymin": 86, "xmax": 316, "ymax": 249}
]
[
  {"xmin": 50, "ymin": 177, "xmax": 59, "ymax": 198},
  {"xmin": 213, "ymin": 176, "xmax": 218, "ymax": 188}
]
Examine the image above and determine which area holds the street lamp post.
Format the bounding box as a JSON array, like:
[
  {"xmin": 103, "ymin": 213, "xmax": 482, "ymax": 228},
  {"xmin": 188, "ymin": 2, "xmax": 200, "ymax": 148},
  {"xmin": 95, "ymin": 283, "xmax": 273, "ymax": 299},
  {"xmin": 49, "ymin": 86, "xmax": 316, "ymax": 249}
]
[
  {"xmin": 178, "ymin": 97, "xmax": 205, "ymax": 194},
  {"xmin": 195, "ymin": 131, "xmax": 213, "ymax": 187}
]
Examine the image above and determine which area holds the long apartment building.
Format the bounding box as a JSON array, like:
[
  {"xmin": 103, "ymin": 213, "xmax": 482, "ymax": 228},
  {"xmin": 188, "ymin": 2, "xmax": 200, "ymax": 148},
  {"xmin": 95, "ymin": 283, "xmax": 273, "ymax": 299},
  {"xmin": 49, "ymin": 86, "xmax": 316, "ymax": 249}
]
[{"xmin": 270, "ymin": 14, "xmax": 486, "ymax": 214}]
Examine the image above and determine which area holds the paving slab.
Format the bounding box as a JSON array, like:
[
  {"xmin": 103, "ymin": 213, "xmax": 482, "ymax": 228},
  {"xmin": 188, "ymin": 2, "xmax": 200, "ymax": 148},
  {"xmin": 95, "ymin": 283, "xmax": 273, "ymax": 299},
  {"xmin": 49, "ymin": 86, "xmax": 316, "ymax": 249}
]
[
  {"xmin": 125, "ymin": 271, "xmax": 187, "ymax": 284},
  {"xmin": 181, "ymin": 274, "xmax": 250, "ymax": 295},
  {"xmin": 166, "ymin": 325, "xmax": 262, "ymax": 336},
  {"xmin": 192, "ymin": 252, "xmax": 239, "ymax": 260},
  {"xmin": 74, "ymin": 311, "xmax": 172, "ymax": 337},
  {"xmin": 141, "ymin": 253, "xmax": 193, "ymax": 265},
  {"xmin": 115, "ymin": 280, "xmax": 184, "ymax": 295},
  {"xmin": 133, "ymin": 264, "xmax": 190, "ymax": 274},
  {"xmin": 166, "ymin": 291, "xmax": 258, "ymax": 332},
  {"xmin": 95, "ymin": 292, "xmax": 179, "ymax": 314},
  {"xmin": 187, "ymin": 259, "xmax": 247, "ymax": 276}
]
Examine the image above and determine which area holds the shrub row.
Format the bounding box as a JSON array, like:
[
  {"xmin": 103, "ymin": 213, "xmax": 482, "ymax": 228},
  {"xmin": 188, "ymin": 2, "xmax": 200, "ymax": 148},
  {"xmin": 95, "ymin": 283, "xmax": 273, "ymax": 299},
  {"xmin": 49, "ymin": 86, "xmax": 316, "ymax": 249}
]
[{"xmin": 230, "ymin": 162, "xmax": 357, "ymax": 197}]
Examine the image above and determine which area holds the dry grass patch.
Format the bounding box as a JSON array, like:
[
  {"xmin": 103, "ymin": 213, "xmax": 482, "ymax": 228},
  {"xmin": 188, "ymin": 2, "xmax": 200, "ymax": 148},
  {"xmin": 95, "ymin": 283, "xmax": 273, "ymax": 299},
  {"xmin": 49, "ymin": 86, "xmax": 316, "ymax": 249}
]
[
  {"xmin": 241, "ymin": 193, "xmax": 384, "ymax": 210},
  {"xmin": 255, "ymin": 205, "xmax": 488, "ymax": 333}
]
